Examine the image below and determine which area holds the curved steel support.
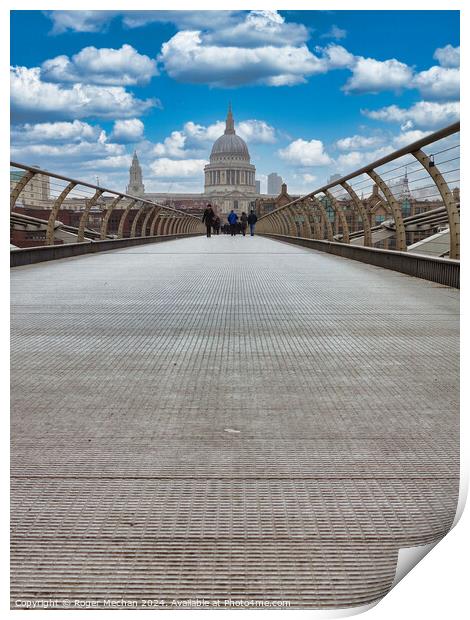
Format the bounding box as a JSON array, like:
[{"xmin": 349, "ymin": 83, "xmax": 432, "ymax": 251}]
[
  {"xmin": 149, "ymin": 207, "xmax": 163, "ymax": 236},
  {"xmin": 140, "ymin": 206, "xmax": 156, "ymax": 238},
  {"xmin": 10, "ymin": 170, "xmax": 36, "ymax": 211},
  {"xmin": 130, "ymin": 206, "xmax": 146, "ymax": 237},
  {"xmin": 309, "ymin": 196, "xmax": 334, "ymax": 241},
  {"xmin": 46, "ymin": 181, "xmax": 77, "ymax": 245},
  {"xmin": 157, "ymin": 213, "xmax": 170, "ymax": 236},
  {"xmin": 117, "ymin": 199, "xmax": 138, "ymax": 238},
  {"xmin": 300, "ymin": 201, "xmax": 321, "ymax": 239},
  {"xmin": 367, "ymin": 170, "xmax": 406, "ymax": 251},
  {"xmin": 77, "ymin": 189, "xmax": 105, "ymax": 242},
  {"xmin": 323, "ymin": 190, "xmax": 350, "ymax": 243},
  {"xmin": 340, "ymin": 181, "xmax": 372, "ymax": 246},
  {"xmin": 100, "ymin": 195, "xmax": 124, "ymax": 240},
  {"xmin": 412, "ymin": 149, "xmax": 460, "ymax": 259}
]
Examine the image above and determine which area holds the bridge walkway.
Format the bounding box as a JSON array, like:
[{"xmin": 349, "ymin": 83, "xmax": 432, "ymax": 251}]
[{"xmin": 10, "ymin": 235, "xmax": 459, "ymax": 609}]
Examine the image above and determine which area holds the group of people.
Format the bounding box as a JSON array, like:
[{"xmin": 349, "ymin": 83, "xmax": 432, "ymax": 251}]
[{"xmin": 202, "ymin": 205, "xmax": 258, "ymax": 237}]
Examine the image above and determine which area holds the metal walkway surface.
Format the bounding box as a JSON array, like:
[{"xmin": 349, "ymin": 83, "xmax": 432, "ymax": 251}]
[{"xmin": 10, "ymin": 235, "xmax": 459, "ymax": 609}]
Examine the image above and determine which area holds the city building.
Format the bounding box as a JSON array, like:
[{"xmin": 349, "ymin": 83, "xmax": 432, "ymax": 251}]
[
  {"xmin": 267, "ymin": 172, "xmax": 283, "ymax": 195},
  {"xmin": 10, "ymin": 167, "xmax": 50, "ymax": 208},
  {"xmin": 255, "ymin": 180, "xmax": 261, "ymax": 194},
  {"xmin": 123, "ymin": 105, "xmax": 259, "ymax": 217},
  {"xmin": 126, "ymin": 151, "xmax": 145, "ymax": 196},
  {"xmin": 255, "ymin": 183, "xmax": 298, "ymax": 217},
  {"xmin": 203, "ymin": 104, "xmax": 257, "ymax": 214}
]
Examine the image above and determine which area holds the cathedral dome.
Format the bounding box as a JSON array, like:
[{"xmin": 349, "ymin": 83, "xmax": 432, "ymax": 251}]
[{"xmin": 210, "ymin": 104, "xmax": 250, "ymax": 162}]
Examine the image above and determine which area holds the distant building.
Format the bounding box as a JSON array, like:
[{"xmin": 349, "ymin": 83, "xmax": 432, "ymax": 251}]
[
  {"xmin": 255, "ymin": 180, "xmax": 261, "ymax": 194},
  {"xmin": 328, "ymin": 173, "xmax": 342, "ymax": 184},
  {"xmin": 123, "ymin": 105, "xmax": 260, "ymax": 217},
  {"xmin": 255, "ymin": 183, "xmax": 298, "ymax": 217},
  {"xmin": 10, "ymin": 167, "xmax": 50, "ymax": 207},
  {"xmin": 126, "ymin": 151, "xmax": 145, "ymax": 196},
  {"xmin": 267, "ymin": 172, "xmax": 282, "ymax": 195}
]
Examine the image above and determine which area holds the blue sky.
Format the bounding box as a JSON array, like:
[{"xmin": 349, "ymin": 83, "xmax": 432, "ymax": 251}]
[{"xmin": 10, "ymin": 10, "xmax": 460, "ymax": 194}]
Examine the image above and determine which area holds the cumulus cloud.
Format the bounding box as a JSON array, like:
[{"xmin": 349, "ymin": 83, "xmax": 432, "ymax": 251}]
[
  {"xmin": 41, "ymin": 45, "xmax": 157, "ymax": 86},
  {"xmin": 46, "ymin": 10, "xmax": 242, "ymax": 34},
  {"xmin": 202, "ymin": 10, "xmax": 309, "ymax": 48},
  {"xmin": 343, "ymin": 57, "xmax": 413, "ymax": 94},
  {"xmin": 413, "ymin": 66, "xmax": 459, "ymax": 100},
  {"xmin": 433, "ymin": 44, "xmax": 460, "ymax": 68},
  {"xmin": 392, "ymin": 129, "xmax": 431, "ymax": 148},
  {"xmin": 111, "ymin": 119, "xmax": 145, "ymax": 143},
  {"xmin": 159, "ymin": 31, "xmax": 328, "ymax": 87},
  {"xmin": 149, "ymin": 158, "xmax": 207, "ymax": 178},
  {"xmin": 336, "ymin": 134, "xmax": 383, "ymax": 151},
  {"xmin": 320, "ymin": 25, "xmax": 347, "ymax": 40},
  {"xmin": 10, "ymin": 66, "xmax": 157, "ymax": 122},
  {"xmin": 278, "ymin": 139, "xmax": 332, "ymax": 166},
  {"xmin": 153, "ymin": 131, "xmax": 188, "ymax": 158},
  {"xmin": 11, "ymin": 120, "xmax": 101, "ymax": 144},
  {"xmin": 10, "ymin": 136, "xmax": 125, "ymax": 164},
  {"xmin": 362, "ymin": 100, "xmax": 460, "ymax": 129}
]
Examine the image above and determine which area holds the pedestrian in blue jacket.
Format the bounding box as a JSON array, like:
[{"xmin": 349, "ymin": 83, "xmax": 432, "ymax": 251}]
[{"xmin": 228, "ymin": 210, "xmax": 238, "ymax": 236}]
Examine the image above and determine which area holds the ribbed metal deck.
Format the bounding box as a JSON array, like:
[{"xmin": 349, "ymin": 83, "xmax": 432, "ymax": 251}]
[{"xmin": 10, "ymin": 235, "xmax": 459, "ymax": 609}]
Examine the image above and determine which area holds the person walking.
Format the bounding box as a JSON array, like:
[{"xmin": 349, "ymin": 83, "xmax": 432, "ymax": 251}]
[
  {"xmin": 213, "ymin": 215, "xmax": 221, "ymax": 235},
  {"xmin": 247, "ymin": 210, "xmax": 258, "ymax": 236},
  {"xmin": 240, "ymin": 212, "xmax": 248, "ymax": 236},
  {"xmin": 202, "ymin": 204, "xmax": 215, "ymax": 237},
  {"xmin": 227, "ymin": 209, "xmax": 238, "ymax": 236}
]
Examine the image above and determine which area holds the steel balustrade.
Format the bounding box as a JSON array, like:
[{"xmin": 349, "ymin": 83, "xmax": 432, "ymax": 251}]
[
  {"xmin": 10, "ymin": 161, "xmax": 205, "ymax": 245},
  {"xmin": 258, "ymin": 122, "xmax": 460, "ymax": 259}
]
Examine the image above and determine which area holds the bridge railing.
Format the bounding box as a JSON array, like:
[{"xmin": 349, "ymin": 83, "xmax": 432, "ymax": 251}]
[
  {"xmin": 10, "ymin": 162, "xmax": 205, "ymax": 247},
  {"xmin": 257, "ymin": 122, "xmax": 460, "ymax": 259}
]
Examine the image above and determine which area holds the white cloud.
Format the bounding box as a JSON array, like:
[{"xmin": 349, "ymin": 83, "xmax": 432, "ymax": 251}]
[
  {"xmin": 413, "ymin": 66, "xmax": 459, "ymax": 100},
  {"xmin": 159, "ymin": 30, "xmax": 330, "ymax": 87},
  {"xmin": 153, "ymin": 131, "xmax": 188, "ymax": 158},
  {"xmin": 318, "ymin": 44, "xmax": 355, "ymax": 69},
  {"xmin": 392, "ymin": 129, "xmax": 431, "ymax": 148},
  {"xmin": 81, "ymin": 155, "xmax": 133, "ymax": 169},
  {"xmin": 149, "ymin": 158, "xmax": 207, "ymax": 178},
  {"xmin": 362, "ymin": 101, "xmax": 460, "ymax": 129},
  {"xmin": 203, "ymin": 10, "xmax": 309, "ymax": 48},
  {"xmin": 111, "ymin": 119, "xmax": 145, "ymax": 143},
  {"xmin": 336, "ymin": 151, "xmax": 367, "ymax": 170},
  {"xmin": 10, "ymin": 66, "xmax": 157, "ymax": 122},
  {"xmin": 343, "ymin": 57, "xmax": 413, "ymax": 94},
  {"xmin": 278, "ymin": 139, "xmax": 332, "ymax": 166},
  {"xmin": 42, "ymin": 45, "xmax": 158, "ymax": 86},
  {"xmin": 10, "ymin": 138, "xmax": 125, "ymax": 163},
  {"xmin": 336, "ymin": 134, "xmax": 383, "ymax": 151},
  {"xmin": 11, "ymin": 120, "xmax": 100, "ymax": 143},
  {"xmin": 184, "ymin": 121, "xmax": 225, "ymax": 144},
  {"xmin": 46, "ymin": 10, "xmax": 243, "ymax": 34},
  {"xmin": 433, "ymin": 44, "xmax": 460, "ymax": 68},
  {"xmin": 236, "ymin": 120, "xmax": 276, "ymax": 143},
  {"xmin": 320, "ymin": 25, "xmax": 347, "ymax": 40}
]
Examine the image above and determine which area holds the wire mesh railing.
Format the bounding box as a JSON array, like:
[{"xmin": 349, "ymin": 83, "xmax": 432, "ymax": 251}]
[
  {"xmin": 10, "ymin": 162, "xmax": 205, "ymax": 248},
  {"xmin": 257, "ymin": 122, "xmax": 460, "ymax": 259}
]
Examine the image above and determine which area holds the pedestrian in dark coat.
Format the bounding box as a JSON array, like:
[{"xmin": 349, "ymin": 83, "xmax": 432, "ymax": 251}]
[
  {"xmin": 240, "ymin": 212, "xmax": 248, "ymax": 236},
  {"xmin": 213, "ymin": 216, "xmax": 221, "ymax": 235},
  {"xmin": 202, "ymin": 204, "xmax": 215, "ymax": 237},
  {"xmin": 247, "ymin": 210, "xmax": 258, "ymax": 236}
]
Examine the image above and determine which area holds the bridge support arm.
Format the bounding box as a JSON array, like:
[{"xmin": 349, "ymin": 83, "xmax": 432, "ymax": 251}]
[
  {"xmin": 340, "ymin": 181, "xmax": 372, "ymax": 246},
  {"xmin": 46, "ymin": 182, "xmax": 77, "ymax": 245},
  {"xmin": 412, "ymin": 149, "xmax": 460, "ymax": 259},
  {"xmin": 100, "ymin": 195, "xmax": 124, "ymax": 239},
  {"xmin": 77, "ymin": 189, "xmax": 105, "ymax": 242},
  {"xmin": 367, "ymin": 170, "xmax": 406, "ymax": 251}
]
